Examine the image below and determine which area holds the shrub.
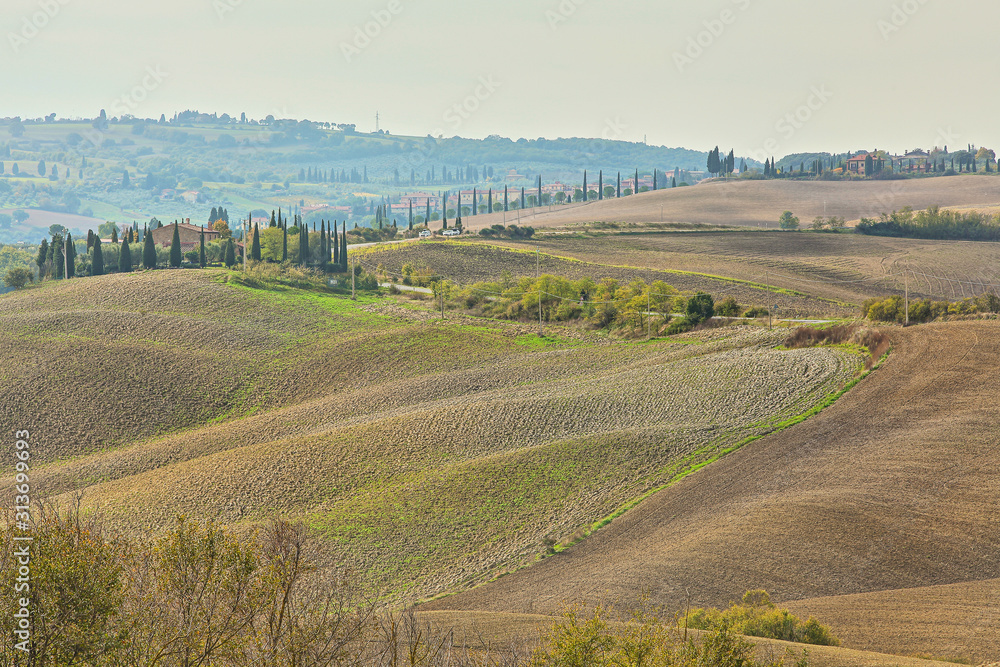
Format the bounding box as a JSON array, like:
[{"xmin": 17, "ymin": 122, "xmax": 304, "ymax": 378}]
[
  {"xmin": 685, "ymin": 589, "xmax": 839, "ymax": 647},
  {"xmin": 686, "ymin": 293, "xmax": 715, "ymax": 324},
  {"xmin": 742, "ymin": 306, "xmax": 769, "ymax": 318},
  {"xmin": 3, "ymin": 266, "xmax": 34, "ymax": 289},
  {"xmin": 715, "ymin": 297, "xmax": 740, "ymax": 317}
]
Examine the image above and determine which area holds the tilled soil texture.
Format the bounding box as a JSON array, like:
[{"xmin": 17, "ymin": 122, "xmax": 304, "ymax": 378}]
[
  {"xmin": 0, "ymin": 271, "xmax": 861, "ymax": 607},
  {"xmin": 421, "ymin": 321, "xmax": 1000, "ymax": 663},
  {"xmin": 487, "ymin": 232, "xmax": 1000, "ymax": 306},
  {"xmin": 457, "ymin": 175, "xmax": 1000, "ymax": 231},
  {"xmin": 358, "ymin": 241, "xmax": 854, "ymax": 318}
]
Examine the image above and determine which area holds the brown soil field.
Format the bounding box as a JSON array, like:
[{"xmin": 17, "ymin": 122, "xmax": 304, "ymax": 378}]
[
  {"xmin": 485, "ymin": 232, "xmax": 1000, "ymax": 305},
  {"xmin": 421, "ymin": 321, "xmax": 1000, "ymax": 663},
  {"xmin": 459, "ymin": 175, "xmax": 1000, "ymax": 230},
  {"xmin": 0, "ymin": 271, "xmax": 861, "ymax": 605},
  {"xmin": 359, "ymin": 241, "xmax": 855, "ymax": 317}
]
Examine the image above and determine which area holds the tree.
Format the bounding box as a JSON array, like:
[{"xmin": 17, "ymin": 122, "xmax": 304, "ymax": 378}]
[
  {"xmin": 169, "ymin": 223, "xmax": 182, "ymax": 267},
  {"xmin": 143, "ymin": 228, "xmax": 157, "ymax": 268},
  {"xmin": 65, "ymin": 232, "xmax": 76, "ymax": 278},
  {"xmin": 36, "ymin": 238, "xmax": 49, "ymax": 275},
  {"xmin": 686, "ymin": 293, "xmax": 715, "ymax": 325},
  {"xmin": 340, "ymin": 223, "xmax": 348, "ymax": 273},
  {"xmin": 121, "ymin": 170, "xmax": 130, "ymax": 188},
  {"xmin": 250, "ymin": 224, "xmax": 261, "ymax": 261},
  {"xmin": 213, "ymin": 219, "xmax": 232, "ymax": 239},
  {"xmin": 111, "ymin": 228, "xmax": 118, "ymax": 244},
  {"xmin": 282, "ymin": 224, "xmax": 288, "ymax": 262},
  {"xmin": 224, "ymin": 238, "xmax": 236, "ymax": 267},
  {"xmin": 332, "ymin": 223, "xmax": 339, "ymax": 266},
  {"xmin": 4, "ymin": 266, "xmax": 33, "ymax": 289},
  {"xmin": 119, "ymin": 238, "xmax": 132, "ymax": 273},
  {"xmin": 199, "ymin": 227, "xmax": 207, "ymax": 267},
  {"xmin": 299, "ymin": 221, "xmax": 308, "ymax": 267},
  {"xmin": 779, "ymin": 211, "xmax": 800, "ymax": 230},
  {"xmin": 91, "ymin": 238, "xmax": 105, "ymax": 275}
]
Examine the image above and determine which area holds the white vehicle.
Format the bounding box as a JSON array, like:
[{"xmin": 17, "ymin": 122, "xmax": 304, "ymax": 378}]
[
  {"xmin": 418, "ymin": 229, "xmax": 432, "ymax": 238},
  {"xmin": 442, "ymin": 229, "xmax": 461, "ymax": 237}
]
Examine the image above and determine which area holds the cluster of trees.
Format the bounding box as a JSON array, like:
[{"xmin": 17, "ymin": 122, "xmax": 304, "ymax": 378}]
[
  {"xmin": 686, "ymin": 590, "xmax": 839, "ymax": 646},
  {"xmin": 247, "ymin": 210, "xmax": 349, "ymax": 273},
  {"xmin": 477, "ymin": 224, "xmax": 535, "ymax": 239},
  {"xmin": 706, "ymin": 147, "xmax": 738, "ymax": 177},
  {"xmin": 863, "ymin": 292, "xmax": 1000, "ymax": 324},
  {"xmin": 856, "ymin": 205, "xmax": 1000, "ymax": 241}
]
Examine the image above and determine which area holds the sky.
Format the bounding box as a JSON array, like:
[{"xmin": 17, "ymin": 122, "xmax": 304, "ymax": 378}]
[{"xmin": 1, "ymin": 0, "xmax": 997, "ymax": 158}]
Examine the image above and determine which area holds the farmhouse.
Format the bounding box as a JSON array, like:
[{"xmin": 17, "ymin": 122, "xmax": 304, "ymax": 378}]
[
  {"xmin": 845, "ymin": 152, "xmax": 886, "ymax": 175},
  {"xmin": 150, "ymin": 220, "xmax": 221, "ymax": 251}
]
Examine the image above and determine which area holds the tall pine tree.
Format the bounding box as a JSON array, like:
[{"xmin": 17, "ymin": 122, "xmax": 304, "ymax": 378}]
[
  {"xmin": 65, "ymin": 233, "xmax": 76, "ymax": 278},
  {"xmin": 169, "ymin": 223, "xmax": 182, "ymax": 267}
]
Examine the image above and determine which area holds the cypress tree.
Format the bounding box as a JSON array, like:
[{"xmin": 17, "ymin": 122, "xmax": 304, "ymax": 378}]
[
  {"xmin": 333, "ymin": 222, "xmax": 340, "ymax": 265},
  {"xmin": 36, "ymin": 238, "xmax": 48, "ymax": 277},
  {"xmin": 504, "ymin": 185, "xmax": 509, "ymax": 211},
  {"xmin": 143, "ymin": 228, "xmax": 156, "ymax": 268},
  {"xmin": 583, "ymin": 170, "xmax": 588, "ymax": 201},
  {"xmin": 210, "ymin": 206, "xmax": 218, "ymax": 223},
  {"xmin": 65, "ymin": 233, "xmax": 76, "ymax": 278},
  {"xmin": 340, "ymin": 222, "xmax": 348, "ymax": 273},
  {"xmin": 521, "ymin": 187, "xmax": 526, "ymax": 209},
  {"xmin": 617, "ymin": 172, "xmax": 621, "ymax": 198},
  {"xmin": 425, "ymin": 200, "xmax": 431, "ymax": 225},
  {"xmin": 320, "ymin": 221, "xmax": 327, "ymax": 263},
  {"xmin": 224, "ymin": 238, "xmax": 236, "ymax": 267},
  {"xmin": 199, "ymin": 226, "xmax": 206, "ymax": 267},
  {"xmin": 169, "ymin": 223, "xmax": 182, "ymax": 267},
  {"xmin": 111, "ymin": 227, "xmax": 118, "ymax": 244},
  {"xmin": 599, "ymin": 171, "xmax": 603, "ymax": 200},
  {"xmin": 409, "ymin": 201, "xmax": 414, "ymax": 228},
  {"xmin": 282, "ymin": 223, "xmax": 288, "ymax": 262},
  {"xmin": 672, "ymin": 176, "xmax": 677, "ymax": 188},
  {"xmin": 442, "ymin": 192, "xmax": 449, "ymax": 226},
  {"xmin": 472, "ymin": 188, "xmax": 477, "ymax": 215},
  {"xmin": 488, "ymin": 188, "xmax": 493, "ymax": 213},
  {"xmin": 91, "ymin": 237, "xmax": 104, "ymax": 276},
  {"xmin": 635, "ymin": 169, "xmax": 639, "ymax": 193},
  {"xmin": 299, "ymin": 221, "xmax": 309, "ymax": 266},
  {"xmin": 248, "ymin": 224, "xmax": 260, "ymax": 261},
  {"xmin": 119, "ymin": 238, "xmax": 132, "ymax": 273},
  {"xmin": 537, "ymin": 176, "xmax": 542, "ymax": 207}
]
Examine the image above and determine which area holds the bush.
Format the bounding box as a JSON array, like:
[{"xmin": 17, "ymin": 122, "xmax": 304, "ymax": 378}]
[
  {"xmin": 715, "ymin": 296, "xmax": 740, "ymax": 317},
  {"xmin": 742, "ymin": 306, "xmax": 769, "ymax": 318},
  {"xmin": 685, "ymin": 589, "xmax": 839, "ymax": 647},
  {"xmin": 3, "ymin": 266, "xmax": 34, "ymax": 289},
  {"xmin": 686, "ymin": 293, "xmax": 715, "ymax": 324}
]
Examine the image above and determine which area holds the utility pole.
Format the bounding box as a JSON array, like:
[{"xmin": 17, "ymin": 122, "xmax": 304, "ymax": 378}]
[
  {"xmin": 766, "ymin": 270, "xmax": 771, "ymax": 330},
  {"xmin": 538, "ymin": 288, "xmax": 543, "ymax": 337},
  {"xmin": 242, "ymin": 216, "xmax": 247, "ymax": 271},
  {"xmin": 904, "ymin": 270, "xmax": 909, "ymax": 326}
]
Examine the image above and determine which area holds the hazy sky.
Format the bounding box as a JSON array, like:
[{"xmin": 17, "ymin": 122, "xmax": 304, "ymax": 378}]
[{"xmin": 2, "ymin": 0, "xmax": 997, "ymax": 157}]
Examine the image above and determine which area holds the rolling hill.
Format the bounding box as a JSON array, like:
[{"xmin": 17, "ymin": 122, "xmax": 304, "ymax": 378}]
[
  {"xmin": 421, "ymin": 321, "xmax": 1000, "ymax": 663},
  {"xmin": 460, "ymin": 175, "xmax": 1000, "ymax": 230},
  {"xmin": 0, "ymin": 269, "xmax": 862, "ymax": 605}
]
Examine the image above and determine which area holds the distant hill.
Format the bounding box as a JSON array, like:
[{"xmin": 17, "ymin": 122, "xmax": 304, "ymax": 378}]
[{"xmin": 0, "ymin": 113, "xmax": 714, "ymax": 241}]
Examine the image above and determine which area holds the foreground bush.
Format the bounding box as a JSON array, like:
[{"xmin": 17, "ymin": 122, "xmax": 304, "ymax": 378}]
[
  {"xmin": 531, "ymin": 603, "xmax": 811, "ymax": 667},
  {"xmin": 862, "ymin": 292, "xmax": 1000, "ymax": 324},
  {"xmin": 685, "ymin": 590, "xmax": 839, "ymax": 647}
]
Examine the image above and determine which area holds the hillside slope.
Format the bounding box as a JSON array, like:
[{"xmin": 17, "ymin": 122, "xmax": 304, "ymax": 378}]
[
  {"xmin": 422, "ymin": 321, "xmax": 1000, "ymax": 662},
  {"xmin": 462, "ymin": 175, "xmax": 1000, "ymax": 230},
  {"xmin": 1, "ymin": 270, "xmax": 862, "ymax": 604}
]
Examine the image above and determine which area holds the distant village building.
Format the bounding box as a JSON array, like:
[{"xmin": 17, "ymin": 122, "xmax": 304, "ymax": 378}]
[{"xmin": 150, "ymin": 220, "xmax": 220, "ymax": 251}]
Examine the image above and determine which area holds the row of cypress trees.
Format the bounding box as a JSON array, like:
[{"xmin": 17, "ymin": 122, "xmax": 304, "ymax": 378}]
[{"xmin": 248, "ymin": 217, "xmax": 349, "ymax": 272}]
